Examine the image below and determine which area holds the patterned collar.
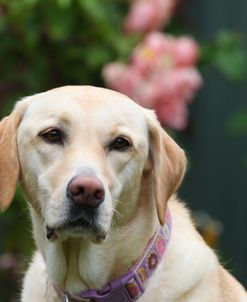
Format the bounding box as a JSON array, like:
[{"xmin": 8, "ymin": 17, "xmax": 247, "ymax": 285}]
[{"xmin": 55, "ymin": 208, "xmax": 172, "ymax": 302}]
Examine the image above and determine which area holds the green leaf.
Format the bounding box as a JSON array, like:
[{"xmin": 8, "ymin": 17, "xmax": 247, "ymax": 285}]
[
  {"xmin": 200, "ymin": 31, "xmax": 247, "ymax": 82},
  {"xmin": 22, "ymin": 0, "xmax": 39, "ymax": 6},
  {"xmin": 56, "ymin": 0, "xmax": 72, "ymax": 9},
  {"xmin": 78, "ymin": 0, "xmax": 106, "ymax": 21},
  {"xmin": 214, "ymin": 48, "xmax": 247, "ymax": 82},
  {"xmin": 46, "ymin": 8, "xmax": 74, "ymax": 41},
  {"xmin": 228, "ymin": 111, "xmax": 247, "ymax": 135}
]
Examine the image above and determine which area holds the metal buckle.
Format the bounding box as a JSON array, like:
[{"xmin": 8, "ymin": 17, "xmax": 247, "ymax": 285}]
[
  {"xmin": 64, "ymin": 294, "xmax": 70, "ymax": 302},
  {"xmin": 64, "ymin": 293, "xmax": 91, "ymax": 302}
]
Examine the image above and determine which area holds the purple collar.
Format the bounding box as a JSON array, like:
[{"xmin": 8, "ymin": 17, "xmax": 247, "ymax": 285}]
[{"xmin": 55, "ymin": 208, "xmax": 172, "ymax": 302}]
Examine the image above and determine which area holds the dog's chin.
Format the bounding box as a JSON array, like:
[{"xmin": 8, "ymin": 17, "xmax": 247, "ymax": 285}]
[
  {"xmin": 45, "ymin": 217, "xmax": 108, "ymax": 243},
  {"xmin": 62, "ymin": 228, "xmax": 107, "ymax": 244}
]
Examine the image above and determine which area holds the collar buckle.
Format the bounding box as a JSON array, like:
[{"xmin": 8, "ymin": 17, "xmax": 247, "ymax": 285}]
[
  {"xmin": 64, "ymin": 295, "xmax": 70, "ymax": 302},
  {"xmin": 65, "ymin": 294, "xmax": 91, "ymax": 302}
]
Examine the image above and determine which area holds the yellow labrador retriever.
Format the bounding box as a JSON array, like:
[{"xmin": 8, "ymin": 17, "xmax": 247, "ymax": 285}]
[{"xmin": 0, "ymin": 86, "xmax": 246, "ymax": 302}]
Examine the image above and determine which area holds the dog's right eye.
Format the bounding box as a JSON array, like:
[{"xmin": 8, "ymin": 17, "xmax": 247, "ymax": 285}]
[
  {"xmin": 109, "ymin": 136, "xmax": 132, "ymax": 152},
  {"xmin": 39, "ymin": 128, "xmax": 65, "ymax": 145}
]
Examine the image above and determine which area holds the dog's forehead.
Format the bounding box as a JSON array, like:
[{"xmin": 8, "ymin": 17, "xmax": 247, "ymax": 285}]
[{"xmin": 23, "ymin": 86, "xmax": 147, "ymax": 131}]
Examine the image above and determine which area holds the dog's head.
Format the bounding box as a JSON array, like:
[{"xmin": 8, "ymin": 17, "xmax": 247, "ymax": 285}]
[{"xmin": 0, "ymin": 86, "xmax": 186, "ymax": 242}]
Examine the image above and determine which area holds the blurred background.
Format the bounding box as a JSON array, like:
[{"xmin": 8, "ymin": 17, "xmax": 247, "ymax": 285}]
[{"xmin": 0, "ymin": 0, "xmax": 246, "ymax": 301}]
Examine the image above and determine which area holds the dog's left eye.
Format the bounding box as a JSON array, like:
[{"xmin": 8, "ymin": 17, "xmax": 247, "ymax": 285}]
[
  {"xmin": 40, "ymin": 128, "xmax": 64, "ymax": 145},
  {"xmin": 109, "ymin": 136, "xmax": 132, "ymax": 151}
]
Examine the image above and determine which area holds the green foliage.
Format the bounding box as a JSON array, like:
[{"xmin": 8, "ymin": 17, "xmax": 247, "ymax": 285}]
[
  {"xmin": 205, "ymin": 33, "xmax": 247, "ymax": 163},
  {"xmin": 0, "ymin": 186, "xmax": 33, "ymax": 254},
  {"xmin": 0, "ymin": 1, "xmax": 245, "ymax": 109},
  {"xmin": 0, "ymin": 0, "xmax": 134, "ymax": 107},
  {"xmin": 228, "ymin": 111, "xmax": 247, "ymax": 165},
  {"xmin": 228, "ymin": 110, "xmax": 247, "ymax": 135},
  {"xmin": 200, "ymin": 31, "xmax": 247, "ymax": 82}
]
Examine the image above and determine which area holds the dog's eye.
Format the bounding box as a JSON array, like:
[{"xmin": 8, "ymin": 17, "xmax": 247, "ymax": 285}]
[
  {"xmin": 40, "ymin": 128, "xmax": 64, "ymax": 145},
  {"xmin": 109, "ymin": 136, "xmax": 132, "ymax": 151}
]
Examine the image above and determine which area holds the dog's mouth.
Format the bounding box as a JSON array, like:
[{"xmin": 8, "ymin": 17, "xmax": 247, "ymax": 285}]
[
  {"xmin": 65, "ymin": 216, "xmax": 93, "ymax": 229},
  {"xmin": 46, "ymin": 216, "xmax": 106, "ymax": 242}
]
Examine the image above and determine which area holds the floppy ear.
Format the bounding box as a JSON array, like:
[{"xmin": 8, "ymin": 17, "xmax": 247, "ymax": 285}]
[
  {"xmin": 0, "ymin": 103, "xmax": 26, "ymax": 210},
  {"xmin": 145, "ymin": 110, "xmax": 186, "ymax": 225}
]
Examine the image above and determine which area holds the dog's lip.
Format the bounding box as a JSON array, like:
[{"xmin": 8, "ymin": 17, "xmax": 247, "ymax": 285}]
[
  {"xmin": 45, "ymin": 214, "xmax": 108, "ymax": 243},
  {"xmin": 48, "ymin": 216, "xmax": 93, "ymax": 233},
  {"xmin": 46, "ymin": 216, "xmax": 97, "ymax": 240},
  {"xmin": 64, "ymin": 216, "xmax": 93, "ymax": 229}
]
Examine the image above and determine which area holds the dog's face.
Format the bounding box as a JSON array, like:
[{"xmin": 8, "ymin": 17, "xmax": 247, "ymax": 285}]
[
  {"xmin": 17, "ymin": 86, "xmax": 151, "ymax": 242},
  {"xmin": 0, "ymin": 86, "xmax": 186, "ymax": 243}
]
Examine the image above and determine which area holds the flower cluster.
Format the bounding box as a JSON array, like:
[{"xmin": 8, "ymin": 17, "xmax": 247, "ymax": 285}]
[
  {"xmin": 103, "ymin": 32, "xmax": 202, "ymax": 130},
  {"xmin": 102, "ymin": 0, "xmax": 203, "ymax": 130},
  {"xmin": 125, "ymin": 0, "xmax": 176, "ymax": 33}
]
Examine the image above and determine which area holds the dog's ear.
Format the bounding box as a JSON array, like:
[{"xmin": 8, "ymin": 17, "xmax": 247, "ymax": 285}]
[
  {"xmin": 0, "ymin": 102, "xmax": 26, "ymax": 211},
  {"xmin": 144, "ymin": 110, "xmax": 186, "ymax": 225}
]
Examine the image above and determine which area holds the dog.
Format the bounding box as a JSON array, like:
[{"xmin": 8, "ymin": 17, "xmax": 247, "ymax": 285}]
[{"xmin": 0, "ymin": 86, "xmax": 246, "ymax": 302}]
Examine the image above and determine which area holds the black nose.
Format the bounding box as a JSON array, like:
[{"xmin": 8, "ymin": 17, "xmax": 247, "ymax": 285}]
[{"xmin": 67, "ymin": 175, "xmax": 105, "ymax": 209}]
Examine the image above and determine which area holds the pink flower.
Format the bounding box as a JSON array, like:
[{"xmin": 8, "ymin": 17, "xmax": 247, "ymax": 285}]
[
  {"xmin": 154, "ymin": 68, "xmax": 202, "ymax": 102},
  {"xmin": 102, "ymin": 63, "xmax": 127, "ymax": 91},
  {"xmin": 125, "ymin": 1, "xmax": 160, "ymax": 33},
  {"xmin": 102, "ymin": 63, "xmax": 142, "ymax": 97},
  {"xmin": 131, "ymin": 33, "xmax": 176, "ymax": 75},
  {"xmin": 174, "ymin": 37, "xmax": 200, "ymax": 67},
  {"xmin": 153, "ymin": 0, "xmax": 176, "ymax": 27},
  {"xmin": 125, "ymin": 0, "xmax": 175, "ymax": 33},
  {"xmin": 146, "ymin": 68, "xmax": 202, "ymax": 128},
  {"xmin": 156, "ymin": 100, "xmax": 188, "ymax": 130},
  {"xmin": 102, "ymin": 32, "xmax": 202, "ymax": 131},
  {"xmin": 144, "ymin": 32, "xmax": 175, "ymax": 54},
  {"xmin": 131, "ymin": 81, "xmax": 160, "ymax": 108},
  {"xmin": 131, "ymin": 33, "xmax": 201, "ymax": 76}
]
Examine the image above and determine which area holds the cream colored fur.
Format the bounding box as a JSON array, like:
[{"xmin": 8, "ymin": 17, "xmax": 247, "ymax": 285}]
[{"xmin": 0, "ymin": 86, "xmax": 246, "ymax": 302}]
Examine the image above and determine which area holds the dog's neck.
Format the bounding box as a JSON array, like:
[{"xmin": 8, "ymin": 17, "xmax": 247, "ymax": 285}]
[
  {"xmin": 30, "ymin": 198, "xmax": 159, "ymax": 295},
  {"xmin": 30, "ymin": 198, "xmax": 219, "ymax": 301}
]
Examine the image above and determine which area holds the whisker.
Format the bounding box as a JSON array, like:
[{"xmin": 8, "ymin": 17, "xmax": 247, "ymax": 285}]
[
  {"xmin": 113, "ymin": 199, "xmax": 131, "ymax": 215},
  {"xmin": 111, "ymin": 203, "xmax": 128, "ymax": 226}
]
